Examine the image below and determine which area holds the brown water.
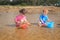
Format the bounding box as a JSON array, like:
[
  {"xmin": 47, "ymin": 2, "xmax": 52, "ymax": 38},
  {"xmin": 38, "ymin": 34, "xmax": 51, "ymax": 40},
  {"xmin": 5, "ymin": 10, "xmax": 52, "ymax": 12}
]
[{"xmin": 0, "ymin": 12, "xmax": 60, "ymax": 40}]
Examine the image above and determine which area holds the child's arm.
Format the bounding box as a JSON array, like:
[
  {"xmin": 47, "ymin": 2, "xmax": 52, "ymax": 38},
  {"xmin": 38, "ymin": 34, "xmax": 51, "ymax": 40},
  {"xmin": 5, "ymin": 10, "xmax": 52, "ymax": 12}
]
[
  {"xmin": 47, "ymin": 18, "xmax": 52, "ymax": 22},
  {"xmin": 38, "ymin": 20, "xmax": 41, "ymax": 26},
  {"xmin": 46, "ymin": 16, "xmax": 51, "ymax": 22},
  {"xmin": 24, "ymin": 19, "xmax": 31, "ymax": 25},
  {"xmin": 14, "ymin": 17, "xmax": 20, "ymax": 24}
]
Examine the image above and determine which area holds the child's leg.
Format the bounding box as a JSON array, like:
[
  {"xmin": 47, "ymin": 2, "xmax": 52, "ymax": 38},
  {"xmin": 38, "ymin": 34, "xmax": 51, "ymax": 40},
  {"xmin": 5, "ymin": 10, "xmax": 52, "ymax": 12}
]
[
  {"xmin": 41, "ymin": 23, "xmax": 46, "ymax": 27},
  {"xmin": 15, "ymin": 22, "xmax": 20, "ymax": 28},
  {"xmin": 38, "ymin": 22, "xmax": 46, "ymax": 27},
  {"xmin": 38, "ymin": 21, "xmax": 42, "ymax": 26}
]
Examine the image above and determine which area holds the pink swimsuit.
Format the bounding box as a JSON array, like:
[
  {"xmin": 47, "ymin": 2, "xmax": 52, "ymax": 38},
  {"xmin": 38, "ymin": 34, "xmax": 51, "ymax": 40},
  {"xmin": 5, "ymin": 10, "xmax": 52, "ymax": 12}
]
[{"xmin": 15, "ymin": 14, "xmax": 26, "ymax": 26}]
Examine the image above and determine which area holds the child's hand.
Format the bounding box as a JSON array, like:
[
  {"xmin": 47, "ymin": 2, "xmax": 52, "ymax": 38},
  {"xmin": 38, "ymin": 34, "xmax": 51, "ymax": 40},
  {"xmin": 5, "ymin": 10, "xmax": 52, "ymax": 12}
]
[
  {"xmin": 48, "ymin": 19, "xmax": 52, "ymax": 22},
  {"xmin": 27, "ymin": 22, "xmax": 30, "ymax": 25},
  {"xmin": 27, "ymin": 22, "xmax": 31, "ymax": 26}
]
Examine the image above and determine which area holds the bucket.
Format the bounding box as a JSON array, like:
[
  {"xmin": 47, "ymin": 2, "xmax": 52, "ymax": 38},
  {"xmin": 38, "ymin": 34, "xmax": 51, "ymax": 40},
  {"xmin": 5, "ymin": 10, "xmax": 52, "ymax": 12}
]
[
  {"xmin": 20, "ymin": 24, "xmax": 28, "ymax": 29},
  {"xmin": 46, "ymin": 22, "xmax": 54, "ymax": 28}
]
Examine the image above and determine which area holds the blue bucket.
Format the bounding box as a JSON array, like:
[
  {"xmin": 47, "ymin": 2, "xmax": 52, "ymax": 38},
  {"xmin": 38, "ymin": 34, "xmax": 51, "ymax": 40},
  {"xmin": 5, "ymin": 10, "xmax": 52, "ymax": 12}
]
[{"xmin": 46, "ymin": 22, "xmax": 54, "ymax": 28}]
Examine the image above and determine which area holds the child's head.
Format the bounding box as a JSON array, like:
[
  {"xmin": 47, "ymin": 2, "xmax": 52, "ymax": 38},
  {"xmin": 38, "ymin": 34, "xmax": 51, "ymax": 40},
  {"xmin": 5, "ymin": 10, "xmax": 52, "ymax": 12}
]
[
  {"xmin": 43, "ymin": 8, "xmax": 48, "ymax": 15},
  {"xmin": 19, "ymin": 8, "xmax": 27, "ymax": 14}
]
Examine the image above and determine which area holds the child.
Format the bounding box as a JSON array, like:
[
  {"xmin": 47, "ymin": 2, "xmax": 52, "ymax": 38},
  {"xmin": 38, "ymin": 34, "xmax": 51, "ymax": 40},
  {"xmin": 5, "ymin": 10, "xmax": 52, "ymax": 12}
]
[
  {"xmin": 38, "ymin": 8, "xmax": 50, "ymax": 27},
  {"xmin": 15, "ymin": 9, "xmax": 30, "ymax": 29}
]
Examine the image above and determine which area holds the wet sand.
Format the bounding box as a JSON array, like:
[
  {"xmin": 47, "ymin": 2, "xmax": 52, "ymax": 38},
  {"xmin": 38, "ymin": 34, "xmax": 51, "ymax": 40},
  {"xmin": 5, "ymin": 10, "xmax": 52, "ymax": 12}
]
[{"xmin": 0, "ymin": 9, "xmax": 60, "ymax": 40}]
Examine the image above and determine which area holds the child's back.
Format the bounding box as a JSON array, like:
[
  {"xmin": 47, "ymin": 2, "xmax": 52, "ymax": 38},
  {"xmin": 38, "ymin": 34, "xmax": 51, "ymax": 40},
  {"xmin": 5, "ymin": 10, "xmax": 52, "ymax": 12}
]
[{"xmin": 15, "ymin": 14, "xmax": 26, "ymax": 23}]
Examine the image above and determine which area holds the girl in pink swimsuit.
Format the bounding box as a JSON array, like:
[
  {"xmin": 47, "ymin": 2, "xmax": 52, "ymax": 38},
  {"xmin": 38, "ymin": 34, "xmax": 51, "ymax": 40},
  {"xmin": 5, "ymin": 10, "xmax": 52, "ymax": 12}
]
[{"xmin": 15, "ymin": 9, "xmax": 30, "ymax": 29}]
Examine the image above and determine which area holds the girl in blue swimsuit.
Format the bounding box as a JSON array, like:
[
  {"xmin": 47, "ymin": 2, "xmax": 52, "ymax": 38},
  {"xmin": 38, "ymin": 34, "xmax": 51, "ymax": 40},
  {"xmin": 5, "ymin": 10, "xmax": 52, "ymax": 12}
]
[{"xmin": 38, "ymin": 8, "xmax": 54, "ymax": 28}]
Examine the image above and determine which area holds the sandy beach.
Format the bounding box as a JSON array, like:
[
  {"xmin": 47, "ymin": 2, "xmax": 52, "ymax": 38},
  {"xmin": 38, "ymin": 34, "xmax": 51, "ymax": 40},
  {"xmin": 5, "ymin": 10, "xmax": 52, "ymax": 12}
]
[{"xmin": 0, "ymin": 6, "xmax": 60, "ymax": 40}]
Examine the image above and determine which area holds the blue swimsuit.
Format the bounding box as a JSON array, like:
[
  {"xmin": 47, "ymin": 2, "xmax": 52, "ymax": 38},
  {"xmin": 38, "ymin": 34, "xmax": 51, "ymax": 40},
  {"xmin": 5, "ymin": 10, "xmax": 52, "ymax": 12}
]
[{"xmin": 39, "ymin": 14, "xmax": 48, "ymax": 24}]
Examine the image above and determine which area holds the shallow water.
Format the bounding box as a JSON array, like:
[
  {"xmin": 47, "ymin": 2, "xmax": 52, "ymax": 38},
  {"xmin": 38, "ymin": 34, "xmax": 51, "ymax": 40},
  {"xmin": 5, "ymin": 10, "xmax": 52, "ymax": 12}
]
[{"xmin": 0, "ymin": 12, "xmax": 60, "ymax": 40}]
